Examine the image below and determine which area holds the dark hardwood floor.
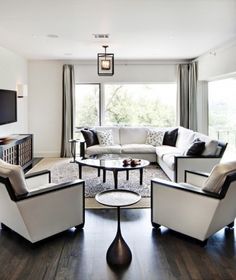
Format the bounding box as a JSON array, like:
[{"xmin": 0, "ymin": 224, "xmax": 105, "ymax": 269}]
[{"xmin": 0, "ymin": 209, "xmax": 235, "ymax": 280}]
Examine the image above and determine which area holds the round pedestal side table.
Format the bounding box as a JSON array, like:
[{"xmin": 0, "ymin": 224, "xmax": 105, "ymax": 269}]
[
  {"xmin": 95, "ymin": 189, "xmax": 141, "ymax": 268},
  {"xmin": 69, "ymin": 139, "xmax": 79, "ymax": 162}
]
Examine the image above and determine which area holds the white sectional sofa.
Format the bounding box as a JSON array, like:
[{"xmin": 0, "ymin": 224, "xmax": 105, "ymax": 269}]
[{"xmin": 80, "ymin": 126, "xmax": 227, "ymax": 183}]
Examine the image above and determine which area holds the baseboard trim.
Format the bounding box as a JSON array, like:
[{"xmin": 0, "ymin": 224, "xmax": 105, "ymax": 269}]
[{"xmin": 34, "ymin": 152, "xmax": 61, "ymax": 157}]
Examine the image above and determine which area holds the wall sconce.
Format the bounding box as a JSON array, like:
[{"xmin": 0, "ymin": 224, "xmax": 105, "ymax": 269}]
[
  {"xmin": 97, "ymin": 45, "xmax": 114, "ymax": 76},
  {"xmin": 17, "ymin": 84, "xmax": 28, "ymax": 98}
]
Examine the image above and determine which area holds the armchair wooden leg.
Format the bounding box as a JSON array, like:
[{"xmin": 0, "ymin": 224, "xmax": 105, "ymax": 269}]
[
  {"xmin": 199, "ymin": 239, "xmax": 208, "ymax": 247},
  {"xmin": 152, "ymin": 222, "xmax": 161, "ymax": 229},
  {"xmin": 1, "ymin": 223, "xmax": 10, "ymax": 231},
  {"xmin": 227, "ymin": 221, "xmax": 234, "ymax": 228},
  {"xmin": 75, "ymin": 223, "xmax": 84, "ymax": 230}
]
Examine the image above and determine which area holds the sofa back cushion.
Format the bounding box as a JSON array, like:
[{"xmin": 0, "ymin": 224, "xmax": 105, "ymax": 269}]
[
  {"xmin": 93, "ymin": 126, "xmax": 120, "ymax": 145},
  {"xmin": 0, "ymin": 159, "xmax": 28, "ymax": 195},
  {"xmin": 119, "ymin": 127, "xmax": 149, "ymax": 145},
  {"xmin": 175, "ymin": 127, "xmax": 195, "ymax": 150}
]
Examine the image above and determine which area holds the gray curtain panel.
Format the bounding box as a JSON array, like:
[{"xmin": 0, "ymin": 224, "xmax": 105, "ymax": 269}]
[
  {"xmin": 177, "ymin": 62, "xmax": 198, "ymax": 130},
  {"xmin": 61, "ymin": 64, "xmax": 75, "ymax": 157},
  {"xmin": 189, "ymin": 62, "xmax": 198, "ymax": 130}
]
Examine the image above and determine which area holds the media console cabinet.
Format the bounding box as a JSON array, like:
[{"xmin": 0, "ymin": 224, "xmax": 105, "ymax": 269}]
[{"xmin": 0, "ymin": 134, "xmax": 33, "ymax": 170}]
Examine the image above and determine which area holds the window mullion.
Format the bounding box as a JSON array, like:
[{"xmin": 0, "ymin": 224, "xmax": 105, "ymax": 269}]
[{"xmin": 100, "ymin": 83, "xmax": 105, "ymax": 126}]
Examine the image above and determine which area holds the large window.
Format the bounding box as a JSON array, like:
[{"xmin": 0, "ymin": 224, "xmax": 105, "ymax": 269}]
[
  {"xmin": 104, "ymin": 84, "xmax": 176, "ymax": 126},
  {"xmin": 75, "ymin": 84, "xmax": 100, "ymax": 127},
  {"xmin": 208, "ymin": 78, "xmax": 236, "ymax": 153},
  {"xmin": 75, "ymin": 83, "xmax": 176, "ymax": 128}
]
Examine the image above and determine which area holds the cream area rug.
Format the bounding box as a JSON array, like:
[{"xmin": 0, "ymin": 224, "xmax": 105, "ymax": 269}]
[{"xmin": 27, "ymin": 158, "xmax": 169, "ymax": 208}]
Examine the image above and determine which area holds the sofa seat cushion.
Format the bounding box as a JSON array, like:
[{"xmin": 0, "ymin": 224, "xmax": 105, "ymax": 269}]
[
  {"xmin": 119, "ymin": 127, "xmax": 149, "ymax": 145},
  {"xmin": 121, "ymin": 144, "xmax": 156, "ymax": 154},
  {"xmin": 86, "ymin": 145, "xmax": 122, "ymax": 156},
  {"xmin": 156, "ymin": 145, "xmax": 184, "ymax": 159},
  {"xmin": 162, "ymin": 154, "xmax": 176, "ymax": 170}
]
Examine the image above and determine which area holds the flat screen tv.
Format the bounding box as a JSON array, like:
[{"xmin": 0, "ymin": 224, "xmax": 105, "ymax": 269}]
[{"xmin": 0, "ymin": 89, "xmax": 17, "ymax": 125}]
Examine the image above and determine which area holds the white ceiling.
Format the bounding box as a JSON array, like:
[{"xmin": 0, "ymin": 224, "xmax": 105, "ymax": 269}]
[{"xmin": 0, "ymin": 0, "xmax": 235, "ymax": 60}]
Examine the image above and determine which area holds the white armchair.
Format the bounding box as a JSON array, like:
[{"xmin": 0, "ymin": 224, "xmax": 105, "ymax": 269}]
[
  {"xmin": 151, "ymin": 161, "xmax": 236, "ymax": 245},
  {"xmin": 0, "ymin": 160, "xmax": 85, "ymax": 243}
]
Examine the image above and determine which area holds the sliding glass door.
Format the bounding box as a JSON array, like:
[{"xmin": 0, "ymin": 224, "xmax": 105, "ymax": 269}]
[{"xmin": 208, "ymin": 77, "xmax": 236, "ymax": 154}]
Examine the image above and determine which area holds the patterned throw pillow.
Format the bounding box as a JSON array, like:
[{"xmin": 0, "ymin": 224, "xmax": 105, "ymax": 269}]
[
  {"xmin": 146, "ymin": 130, "xmax": 165, "ymax": 146},
  {"xmin": 97, "ymin": 130, "xmax": 114, "ymax": 146}
]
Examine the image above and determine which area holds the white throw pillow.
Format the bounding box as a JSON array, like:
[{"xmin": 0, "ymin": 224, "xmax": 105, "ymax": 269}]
[
  {"xmin": 203, "ymin": 161, "xmax": 236, "ymax": 193},
  {"xmin": 97, "ymin": 130, "xmax": 114, "ymax": 146},
  {"xmin": 146, "ymin": 130, "xmax": 165, "ymax": 146},
  {"xmin": 0, "ymin": 159, "xmax": 28, "ymax": 195}
]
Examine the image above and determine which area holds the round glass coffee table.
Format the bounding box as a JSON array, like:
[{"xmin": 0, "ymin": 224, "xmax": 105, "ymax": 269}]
[
  {"xmin": 76, "ymin": 157, "xmax": 150, "ymax": 189},
  {"xmin": 95, "ymin": 189, "xmax": 141, "ymax": 268}
]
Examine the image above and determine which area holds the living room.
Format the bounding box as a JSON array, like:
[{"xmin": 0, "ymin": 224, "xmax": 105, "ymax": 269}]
[{"xmin": 0, "ymin": 1, "xmax": 236, "ymax": 279}]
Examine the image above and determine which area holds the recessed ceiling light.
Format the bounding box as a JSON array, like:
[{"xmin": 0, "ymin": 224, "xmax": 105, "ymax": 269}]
[{"xmin": 47, "ymin": 34, "xmax": 59, "ymax": 38}]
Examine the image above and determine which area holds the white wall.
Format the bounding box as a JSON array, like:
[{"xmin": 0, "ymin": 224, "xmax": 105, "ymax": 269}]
[
  {"xmin": 28, "ymin": 61, "xmax": 63, "ymax": 157},
  {"xmin": 75, "ymin": 61, "xmax": 177, "ymax": 83},
  {"xmin": 0, "ymin": 47, "xmax": 28, "ymax": 137},
  {"xmin": 28, "ymin": 60, "xmax": 178, "ymax": 157}
]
